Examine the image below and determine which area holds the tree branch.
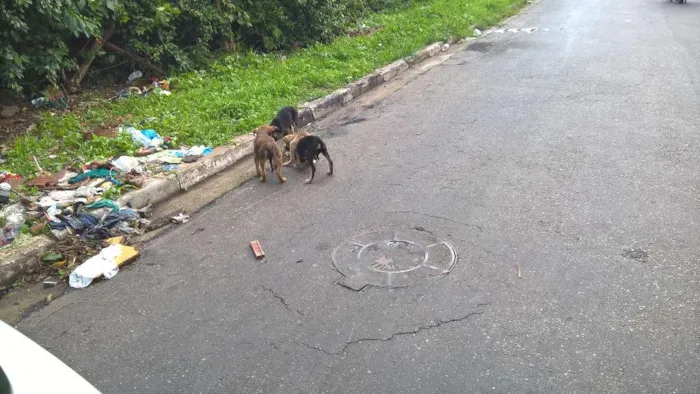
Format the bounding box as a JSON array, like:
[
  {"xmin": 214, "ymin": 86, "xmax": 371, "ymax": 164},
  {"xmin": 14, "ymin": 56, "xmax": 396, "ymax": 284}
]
[{"xmin": 103, "ymin": 41, "xmax": 166, "ymax": 76}]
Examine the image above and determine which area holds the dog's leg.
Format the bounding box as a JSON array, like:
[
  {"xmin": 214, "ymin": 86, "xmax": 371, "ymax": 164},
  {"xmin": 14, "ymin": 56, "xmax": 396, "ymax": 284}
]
[
  {"xmin": 259, "ymin": 157, "xmax": 267, "ymax": 183},
  {"xmin": 255, "ymin": 157, "xmax": 262, "ymax": 178},
  {"xmin": 269, "ymin": 155, "xmax": 274, "ymax": 173},
  {"xmin": 305, "ymin": 152, "xmax": 316, "ymax": 184},
  {"xmin": 322, "ymin": 149, "xmax": 333, "ymax": 176},
  {"xmin": 274, "ymin": 156, "xmax": 287, "ymax": 183}
]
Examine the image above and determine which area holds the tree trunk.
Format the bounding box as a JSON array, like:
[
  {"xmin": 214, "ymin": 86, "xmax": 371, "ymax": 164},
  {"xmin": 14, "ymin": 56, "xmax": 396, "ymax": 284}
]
[{"xmin": 68, "ymin": 26, "xmax": 115, "ymax": 92}]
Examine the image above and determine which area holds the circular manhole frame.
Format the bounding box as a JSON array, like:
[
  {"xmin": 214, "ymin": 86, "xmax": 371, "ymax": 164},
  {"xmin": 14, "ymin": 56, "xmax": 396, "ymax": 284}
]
[{"xmin": 331, "ymin": 228, "xmax": 457, "ymax": 288}]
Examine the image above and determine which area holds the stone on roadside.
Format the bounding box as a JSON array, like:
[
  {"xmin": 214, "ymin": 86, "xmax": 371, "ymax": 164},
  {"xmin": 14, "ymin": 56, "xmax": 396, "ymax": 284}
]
[{"xmin": 0, "ymin": 106, "xmax": 20, "ymax": 119}]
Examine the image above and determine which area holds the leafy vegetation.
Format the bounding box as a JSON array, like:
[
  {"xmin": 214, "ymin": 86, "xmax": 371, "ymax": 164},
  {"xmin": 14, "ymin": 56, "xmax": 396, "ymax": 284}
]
[
  {"xmin": 1, "ymin": 0, "xmax": 413, "ymax": 94},
  {"xmin": 4, "ymin": 0, "xmax": 526, "ymax": 178}
]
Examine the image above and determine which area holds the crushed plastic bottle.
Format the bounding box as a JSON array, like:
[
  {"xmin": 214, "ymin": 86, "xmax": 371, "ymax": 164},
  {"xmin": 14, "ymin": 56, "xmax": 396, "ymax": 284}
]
[{"xmin": 127, "ymin": 70, "xmax": 143, "ymax": 83}]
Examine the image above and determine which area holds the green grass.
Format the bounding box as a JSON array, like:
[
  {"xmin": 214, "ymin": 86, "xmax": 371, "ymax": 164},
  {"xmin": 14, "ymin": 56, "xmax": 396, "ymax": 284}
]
[{"xmin": 5, "ymin": 0, "xmax": 526, "ymax": 178}]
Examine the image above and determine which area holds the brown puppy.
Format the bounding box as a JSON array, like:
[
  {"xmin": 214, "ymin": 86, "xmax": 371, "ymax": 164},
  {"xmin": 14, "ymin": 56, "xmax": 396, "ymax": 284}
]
[
  {"xmin": 253, "ymin": 125, "xmax": 287, "ymax": 183},
  {"xmin": 282, "ymin": 127, "xmax": 311, "ymax": 167}
]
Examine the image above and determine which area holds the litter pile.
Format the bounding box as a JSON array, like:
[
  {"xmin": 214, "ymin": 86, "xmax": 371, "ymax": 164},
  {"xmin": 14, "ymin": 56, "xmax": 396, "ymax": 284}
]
[
  {"xmin": 0, "ymin": 72, "xmax": 212, "ymax": 289},
  {"xmin": 114, "ymin": 71, "xmax": 172, "ymax": 100},
  {"xmin": 0, "ymin": 124, "xmax": 212, "ymax": 247},
  {"xmin": 1, "ymin": 121, "xmax": 211, "ymax": 287}
]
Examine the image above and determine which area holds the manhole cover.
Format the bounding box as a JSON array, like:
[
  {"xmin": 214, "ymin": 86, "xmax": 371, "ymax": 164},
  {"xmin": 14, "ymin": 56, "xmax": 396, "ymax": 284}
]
[{"xmin": 332, "ymin": 229, "xmax": 457, "ymax": 288}]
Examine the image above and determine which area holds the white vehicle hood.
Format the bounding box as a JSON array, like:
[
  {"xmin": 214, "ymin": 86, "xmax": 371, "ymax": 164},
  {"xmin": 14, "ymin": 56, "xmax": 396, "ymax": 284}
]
[{"xmin": 0, "ymin": 320, "xmax": 101, "ymax": 393}]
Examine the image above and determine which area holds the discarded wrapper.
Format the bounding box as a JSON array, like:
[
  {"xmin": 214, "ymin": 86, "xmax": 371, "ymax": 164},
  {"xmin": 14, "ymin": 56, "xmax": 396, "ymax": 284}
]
[
  {"xmin": 42, "ymin": 278, "xmax": 59, "ymax": 288},
  {"xmin": 171, "ymin": 213, "xmax": 190, "ymax": 224},
  {"xmin": 250, "ymin": 240, "xmax": 265, "ymax": 259}
]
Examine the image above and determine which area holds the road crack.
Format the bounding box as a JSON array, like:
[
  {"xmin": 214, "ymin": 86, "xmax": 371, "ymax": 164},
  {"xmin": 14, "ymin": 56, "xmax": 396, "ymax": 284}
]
[
  {"xmin": 391, "ymin": 210, "xmax": 483, "ymax": 232},
  {"xmin": 300, "ymin": 311, "xmax": 484, "ymax": 356},
  {"xmin": 261, "ymin": 286, "xmax": 304, "ymax": 316}
]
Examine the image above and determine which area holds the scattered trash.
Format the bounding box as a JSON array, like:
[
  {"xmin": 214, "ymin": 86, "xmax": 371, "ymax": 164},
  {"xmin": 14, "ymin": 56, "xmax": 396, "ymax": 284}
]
[
  {"xmin": 41, "ymin": 252, "xmax": 64, "ymax": 265},
  {"xmin": 442, "ymin": 43, "xmax": 450, "ymax": 52},
  {"xmin": 52, "ymin": 213, "xmax": 99, "ymax": 234},
  {"xmin": 115, "ymin": 82, "xmax": 171, "ymax": 100},
  {"xmin": 169, "ymin": 145, "xmax": 212, "ymax": 158},
  {"xmin": 43, "ymin": 277, "xmax": 59, "ymax": 288},
  {"xmin": 68, "ymin": 244, "xmax": 139, "ymax": 289},
  {"xmin": 250, "ymin": 240, "xmax": 265, "ymax": 259},
  {"xmin": 122, "ymin": 127, "xmax": 164, "ymax": 149},
  {"xmin": 68, "ymin": 169, "xmax": 116, "ymax": 184},
  {"xmin": 1, "ymin": 203, "xmax": 27, "ymax": 246},
  {"xmin": 516, "ymin": 263, "xmax": 521, "ymax": 279},
  {"xmin": 115, "ymin": 87, "xmax": 143, "ymax": 99},
  {"xmin": 31, "ymin": 96, "xmax": 68, "ymax": 109},
  {"xmin": 111, "ymin": 156, "xmax": 142, "ymax": 173},
  {"xmin": 473, "ymin": 28, "xmax": 483, "ymax": 37},
  {"xmin": 171, "ymin": 213, "xmax": 190, "ymax": 224},
  {"xmin": 296, "ymin": 259, "xmax": 304, "ymax": 264},
  {"xmin": 127, "ymin": 70, "xmax": 143, "ymax": 83},
  {"xmin": 134, "ymin": 147, "xmax": 157, "ymax": 157},
  {"xmin": 100, "ymin": 209, "xmax": 140, "ymax": 230},
  {"xmin": 162, "ymin": 164, "xmax": 180, "ymax": 172},
  {"xmin": 104, "ymin": 236, "xmax": 125, "ymax": 246},
  {"xmin": 1, "ymin": 171, "xmax": 23, "ymax": 189},
  {"xmin": 0, "ymin": 183, "xmax": 10, "ymax": 205},
  {"xmin": 84, "ymin": 199, "xmax": 120, "ymax": 212}
]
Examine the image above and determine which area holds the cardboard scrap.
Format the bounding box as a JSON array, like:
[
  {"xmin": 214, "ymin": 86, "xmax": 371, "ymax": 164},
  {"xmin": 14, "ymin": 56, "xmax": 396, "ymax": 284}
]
[
  {"xmin": 114, "ymin": 244, "xmax": 140, "ymax": 268},
  {"xmin": 104, "ymin": 236, "xmax": 126, "ymax": 246}
]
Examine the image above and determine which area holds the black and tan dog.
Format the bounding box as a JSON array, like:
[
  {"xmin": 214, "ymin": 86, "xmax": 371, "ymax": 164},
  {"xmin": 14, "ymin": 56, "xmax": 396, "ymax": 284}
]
[
  {"xmin": 295, "ymin": 135, "xmax": 333, "ymax": 184},
  {"xmin": 281, "ymin": 127, "xmax": 311, "ymax": 167},
  {"xmin": 253, "ymin": 125, "xmax": 287, "ymax": 183},
  {"xmin": 270, "ymin": 106, "xmax": 298, "ymax": 141}
]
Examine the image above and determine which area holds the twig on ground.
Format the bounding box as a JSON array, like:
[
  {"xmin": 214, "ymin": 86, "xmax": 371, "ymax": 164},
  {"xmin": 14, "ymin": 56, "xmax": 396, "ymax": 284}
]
[
  {"xmin": 32, "ymin": 302, "xmax": 79, "ymax": 328},
  {"xmin": 516, "ymin": 263, "xmax": 521, "ymax": 279},
  {"xmin": 32, "ymin": 156, "xmax": 43, "ymax": 173}
]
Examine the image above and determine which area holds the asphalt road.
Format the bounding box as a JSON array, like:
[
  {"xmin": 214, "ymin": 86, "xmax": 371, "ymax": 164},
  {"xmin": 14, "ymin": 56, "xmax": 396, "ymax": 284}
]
[{"xmin": 18, "ymin": 0, "xmax": 700, "ymax": 392}]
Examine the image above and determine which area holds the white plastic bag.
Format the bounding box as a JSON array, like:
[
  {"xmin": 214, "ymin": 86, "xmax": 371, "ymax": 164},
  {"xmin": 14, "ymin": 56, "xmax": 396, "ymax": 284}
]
[
  {"xmin": 68, "ymin": 245, "xmax": 122, "ymax": 289},
  {"xmin": 111, "ymin": 156, "xmax": 142, "ymax": 173}
]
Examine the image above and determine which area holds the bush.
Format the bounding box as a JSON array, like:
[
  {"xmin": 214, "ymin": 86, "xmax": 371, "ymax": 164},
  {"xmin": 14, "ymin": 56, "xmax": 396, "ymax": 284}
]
[
  {"xmin": 0, "ymin": 0, "xmax": 411, "ymax": 95},
  {"xmin": 0, "ymin": 0, "xmax": 120, "ymax": 94}
]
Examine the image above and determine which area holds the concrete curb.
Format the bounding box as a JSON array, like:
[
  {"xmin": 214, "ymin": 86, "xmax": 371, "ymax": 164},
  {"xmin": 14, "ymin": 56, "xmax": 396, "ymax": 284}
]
[
  {"xmin": 0, "ymin": 236, "xmax": 54, "ymax": 286},
  {"xmin": 0, "ymin": 32, "xmax": 490, "ymax": 287}
]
